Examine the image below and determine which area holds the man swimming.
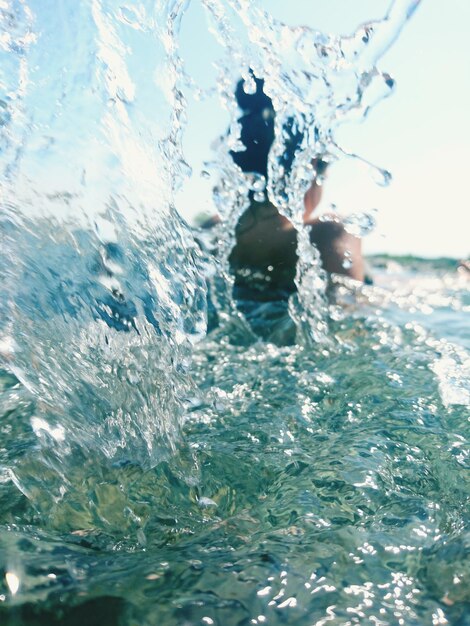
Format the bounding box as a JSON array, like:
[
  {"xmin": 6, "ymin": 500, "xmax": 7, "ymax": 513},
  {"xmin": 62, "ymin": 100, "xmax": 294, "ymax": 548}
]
[{"xmin": 203, "ymin": 75, "xmax": 364, "ymax": 304}]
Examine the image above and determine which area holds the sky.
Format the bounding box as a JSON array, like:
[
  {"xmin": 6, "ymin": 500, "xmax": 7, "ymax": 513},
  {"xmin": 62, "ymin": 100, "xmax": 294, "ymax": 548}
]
[{"xmin": 177, "ymin": 0, "xmax": 470, "ymax": 259}]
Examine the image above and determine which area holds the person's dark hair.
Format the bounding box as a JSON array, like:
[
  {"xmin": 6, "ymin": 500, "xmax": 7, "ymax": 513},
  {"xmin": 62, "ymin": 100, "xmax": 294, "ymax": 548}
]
[
  {"xmin": 230, "ymin": 76, "xmax": 275, "ymax": 178},
  {"xmin": 230, "ymin": 73, "xmax": 307, "ymax": 180}
]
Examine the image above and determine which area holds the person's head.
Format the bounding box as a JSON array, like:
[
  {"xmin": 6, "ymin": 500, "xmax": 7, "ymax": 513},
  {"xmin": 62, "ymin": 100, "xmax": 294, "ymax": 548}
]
[
  {"xmin": 230, "ymin": 73, "xmax": 327, "ymax": 181},
  {"xmin": 230, "ymin": 73, "xmax": 328, "ymax": 217},
  {"xmin": 230, "ymin": 75, "xmax": 275, "ymax": 178}
]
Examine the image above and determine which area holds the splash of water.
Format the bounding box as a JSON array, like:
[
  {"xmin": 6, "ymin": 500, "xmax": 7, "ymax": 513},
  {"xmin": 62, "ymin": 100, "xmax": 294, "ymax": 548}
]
[
  {"xmin": 0, "ymin": 0, "xmax": 422, "ymax": 531},
  {"xmin": 0, "ymin": 0, "xmax": 208, "ymax": 514},
  {"xmin": 2, "ymin": 3, "xmax": 470, "ymax": 625},
  {"xmin": 198, "ymin": 0, "xmax": 421, "ymax": 342}
]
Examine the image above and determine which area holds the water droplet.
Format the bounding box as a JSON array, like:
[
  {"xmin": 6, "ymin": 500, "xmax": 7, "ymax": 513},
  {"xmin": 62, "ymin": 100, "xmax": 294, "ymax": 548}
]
[
  {"xmin": 252, "ymin": 176, "xmax": 266, "ymax": 192},
  {"xmin": 319, "ymin": 214, "xmax": 338, "ymax": 223},
  {"xmin": 242, "ymin": 74, "xmax": 257, "ymax": 95},
  {"xmin": 118, "ymin": 6, "xmax": 144, "ymax": 30},
  {"xmin": 198, "ymin": 497, "xmax": 217, "ymax": 508},
  {"xmin": 0, "ymin": 100, "xmax": 11, "ymax": 127},
  {"xmin": 342, "ymin": 250, "xmax": 353, "ymax": 269},
  {"xmin": 343, "ymin": 211, "xmax": 376, "ymax": 237},
  {"xmin": 5, "ymin": 572, "xmax": 20, "ymax": 595},
  {"xmin": 136, "ymin": 528, "xmax": 147, "ymax": 546},
  {"xmin": 370, "ymin": 166, "xmax": 392, "ymax": 187}
]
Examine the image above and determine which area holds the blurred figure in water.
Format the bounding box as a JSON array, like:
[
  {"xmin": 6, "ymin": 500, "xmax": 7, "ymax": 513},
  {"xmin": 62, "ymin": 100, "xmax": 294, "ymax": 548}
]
[{"xmin": 203, "ymin": 75, "xmax": 365, "ymax": 303}]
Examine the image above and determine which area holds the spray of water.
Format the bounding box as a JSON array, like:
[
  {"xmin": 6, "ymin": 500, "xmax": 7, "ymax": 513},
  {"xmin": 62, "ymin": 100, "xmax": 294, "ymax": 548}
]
[
  {"xmin": 0, "ymin": 0, "xmax": 422, "ymax": 530},
  {"xmin": 198, "ymin": 0, "xmax": 421, "ymax": 342},
  {"xmin": 0, "ymin": 1, "xmax": 207, "ymax": 528},
  {"xmin": 2, "ymin": 4, "xmax": 470, "ymax": 625}
]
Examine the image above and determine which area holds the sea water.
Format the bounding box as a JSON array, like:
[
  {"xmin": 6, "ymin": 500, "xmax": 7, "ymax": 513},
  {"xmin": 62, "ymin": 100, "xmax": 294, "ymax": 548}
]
[{"xmin": 1, "ymin": 1, "xmax": 469, "ymax": 625}]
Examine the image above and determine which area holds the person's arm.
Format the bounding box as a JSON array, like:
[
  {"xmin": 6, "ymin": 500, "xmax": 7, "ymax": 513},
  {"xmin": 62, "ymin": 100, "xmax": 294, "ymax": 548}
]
[{"xmin": 308, "ymin": 218, "xmax": 364, "ymax": 281}]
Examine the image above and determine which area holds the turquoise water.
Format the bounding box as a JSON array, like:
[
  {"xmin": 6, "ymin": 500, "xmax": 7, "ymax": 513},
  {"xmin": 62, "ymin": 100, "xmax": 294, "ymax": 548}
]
[
  {"xmin": 1, "ymin": 1, "xmax": 469, "ymax": 624},
  {"xmin": 1, "ymin": 257, "xmax": 469, "ymax": 625}
]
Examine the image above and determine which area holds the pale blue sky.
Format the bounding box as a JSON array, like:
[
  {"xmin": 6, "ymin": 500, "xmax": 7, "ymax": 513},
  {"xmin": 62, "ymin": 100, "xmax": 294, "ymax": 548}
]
[{"xmin": 177, "ymin": 0, "xmax": 470, "ymax": 259}]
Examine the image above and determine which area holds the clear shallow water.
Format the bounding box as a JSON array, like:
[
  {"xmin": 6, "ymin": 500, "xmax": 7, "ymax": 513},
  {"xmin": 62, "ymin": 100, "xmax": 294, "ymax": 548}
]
[
  {"xmin": 1, "ymin": 0, "xmax": 470, "ymax": 624},
  {"xmin": 1, "ymin": 258, "xmax": 469, "ymax": 625}
]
